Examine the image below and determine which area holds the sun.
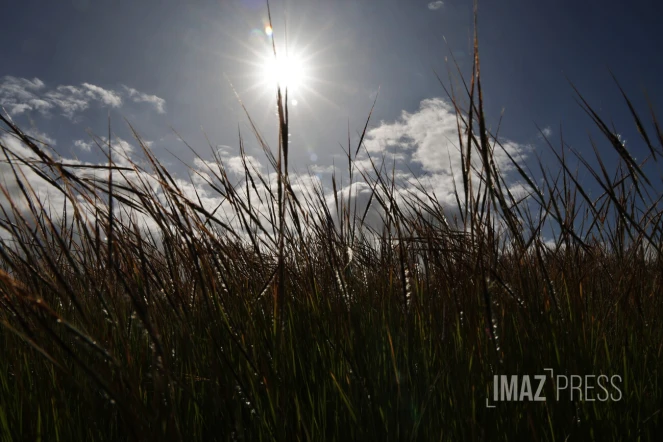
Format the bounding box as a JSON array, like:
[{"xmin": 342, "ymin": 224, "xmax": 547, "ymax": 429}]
[
  {"xmin": 237, "ymin": 21, "xmax": 338, "ymax": 117},
  {"xmin": 261, "ymin": 51, "xmax": 307, "ymax": 94}
]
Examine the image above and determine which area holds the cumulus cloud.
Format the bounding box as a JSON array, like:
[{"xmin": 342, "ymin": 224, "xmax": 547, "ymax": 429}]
[
  {"xmin": 364, "ymin": 98, "xmax": 462, "ymax": 173},
  {"xmin": 0, "ymin": 127, "xmax": 228, "ymax": 243},
  {"xmin": 82, "ymin": 83, "xmax": 122, "ymax": 107},
  {"xmin": 346, "ymin": 97, "xmax": 531, "ymax": 227},
  {"xmin": 225, "ymin": 155, "xmax": 263, "ymax": 176},
  {"xmin": 539, "ymin": 126, "xmax": 553, "ymax": 138},
  {"xmin": 0, "ymin": 76, "xmax": 166, "ymax": 119},
  {"xmin": 42, "ymin": 85, "xmax": 90, "ymax": 118},
  {"xmin": 25, "ymin": 129, "xmax": 56, "ymax": 146},
  {"xmin": 0, "ymin": 76, "xmax": 52, "ymax": 116},
  {"xmin": 123, "ymin": 85, "xmax": 166, "ymax": 114},
  {"xmin": 8, "ymin": 103, "xmax": 31, "ymax": 115},
  {"xmin": 428, "ymin": 1, "xmax": 444, "ymax": 10},
  {"xmin": 363, "ymin": 97, "xmax": 528, "ymax": 175},
  {"xmin": 74, "ymin": 139, "xmax": 92, "ymax": 151},
  {"xmin": 310, "ymin": 164, "xmax": 335, "ymax": 174},
  {"xmin": 0, "ymin": 124, "xmax": 320, "ymax": 245},
  {"xmin": 0, "ymin": 133, "xmax": 67, "ymax": 216},
  {"xmin": 1, "ymin": 94, "xmax": 532, "ymax": 242},
  {"xmin": 104, "ymin": 136, "xmax": 135, "ymax": 166}
]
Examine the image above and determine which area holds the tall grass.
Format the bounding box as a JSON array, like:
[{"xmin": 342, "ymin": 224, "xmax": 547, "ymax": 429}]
[{"xmin": 1, "ymin": 7, "xmax": 662, "ymax": 441}]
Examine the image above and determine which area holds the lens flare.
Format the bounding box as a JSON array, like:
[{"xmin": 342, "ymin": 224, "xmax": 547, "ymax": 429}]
[{"xmin": 262, "ymin": 53, "xmax": 306, "ymax": 92}]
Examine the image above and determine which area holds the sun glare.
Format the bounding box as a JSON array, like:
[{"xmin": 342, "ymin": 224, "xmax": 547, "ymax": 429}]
[
  {"xmin": 243, "ymin": 21, "xmax": 334, "ymax": 115},
  {"xmin": 262, "ymin": 52, "xmax": 306, "ymax": 93}
]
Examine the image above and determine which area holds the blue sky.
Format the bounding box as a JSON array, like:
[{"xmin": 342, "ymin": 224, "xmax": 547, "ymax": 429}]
[{"xmin": 2, "ymin": 0, "xmax": 663, "ymax": 224}]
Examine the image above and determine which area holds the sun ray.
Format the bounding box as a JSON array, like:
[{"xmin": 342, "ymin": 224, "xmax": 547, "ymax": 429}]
[{"xmin": 261, "ymin": 51, "xmax": 307, "ymax": 93}]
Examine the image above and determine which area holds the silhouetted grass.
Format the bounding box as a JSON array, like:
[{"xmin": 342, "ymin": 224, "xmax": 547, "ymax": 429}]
[{"xmin": 0, "ymin": 6, "xmax": 662, "ymax": 441}]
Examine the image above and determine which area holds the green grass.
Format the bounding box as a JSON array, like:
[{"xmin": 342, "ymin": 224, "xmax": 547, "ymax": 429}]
[{"xmin": 0, "ymin": 10, "xmax": 662, "ymax": 441}]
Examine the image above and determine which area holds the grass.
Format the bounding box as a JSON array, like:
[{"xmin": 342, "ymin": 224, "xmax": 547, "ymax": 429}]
[{"xmin": 1, "ymin": 7, "xmax": 662, "ymax": 441}]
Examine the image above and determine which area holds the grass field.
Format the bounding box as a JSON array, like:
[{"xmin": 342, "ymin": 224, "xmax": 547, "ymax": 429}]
[{"xmin": 1, "ymin": 12, "xmax": 662, "ymax": 441}]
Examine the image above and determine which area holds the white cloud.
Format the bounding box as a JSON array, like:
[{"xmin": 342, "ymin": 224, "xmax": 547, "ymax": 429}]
[
  {"xmin": 226, "ymin": 155, "xmax": 263, "ymax": 176},
  {"xmin": 363, "ymin": 98, "xmax": 528, "ymax": 176},
  {"xmin": 88, "ymin": 136, "xmax": 136, "ymax": 167},
  {"xmin": 25, "ymin": 129, "xmax": 56, "ymax": 146},
  {"xmin": 82, "ymin": 83, "xmax": 122, "ymax": 107},
  {"xmin": 352, "ymin": 97, "xmax": 531, "ymax": 226},
  {"xmin": 0, "ymin": 129, "xmax": 227, "ymax": 242},
  {"xmin": 0, "ymin": 76, "xmax": 48, "ymax": 116},
  {"xmin": 540, "ymin": 126, "xmax": 553, "ymax": 138},
  {"xmin": 8, "ymin": 103, "xmax": 31, "ymax": 115},
  {"xmin": 428, "ymin": 1, "xmax": 444, "ymax": 10},
  {"xmin": 108, "ymin": 137, "xmax": 134, "ymax": 166},
  {"xmin": 310, "ymin": 164, "xmax": 335, "ymax": 174},
  {"xmin": 0, "ymin": 77, "xmax": 45, "ymax": 99},
  {"xmin": 43, "ymin": 86, "xmax": 90, "ymax": 119},
  {"xmin": 364, "ymin": 98, "xmax": 463, "ymax": 173},
  {"xmin": 0, "ymin": 94, "xmax": 533, "ymax": 245},
  {"xmin": 123, "ymin": 85, "xmax": 166, "ymax": 114},
  {"xmin": 29, "ymin": 99, "xmax": 53, "ymax": 112},
  {"xmin": 0, "ymin": 76, "xmax": 164, "ymax": 119},
  {"xmin": 0, "ymin": 133, "xmax": 65, "ymax": 215},
  {"xmin": 74, "ymin": 139, "xmax": 92, "ymax": 151}
]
